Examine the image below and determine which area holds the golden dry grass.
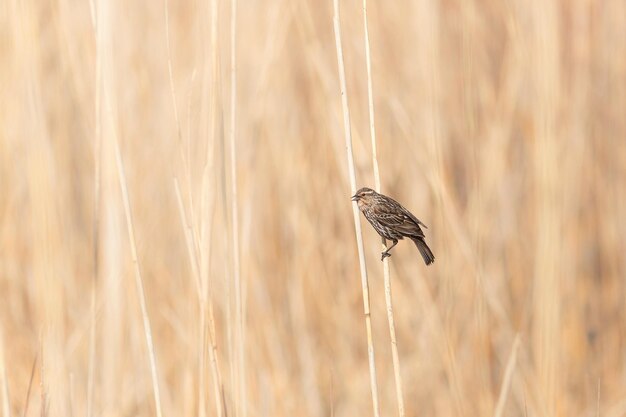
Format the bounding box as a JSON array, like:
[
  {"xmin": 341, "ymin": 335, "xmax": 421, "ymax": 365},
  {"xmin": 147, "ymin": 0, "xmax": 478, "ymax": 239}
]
[{"xmin": 1, "ymin": 0, "xmax": 626, "ymax": 416}]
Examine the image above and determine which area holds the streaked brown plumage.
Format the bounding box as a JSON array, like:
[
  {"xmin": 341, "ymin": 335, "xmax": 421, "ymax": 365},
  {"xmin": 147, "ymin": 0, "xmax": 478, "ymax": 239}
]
[{"xmin": 351, "ymin": 187, "xmax": 435, "ymax": 265}]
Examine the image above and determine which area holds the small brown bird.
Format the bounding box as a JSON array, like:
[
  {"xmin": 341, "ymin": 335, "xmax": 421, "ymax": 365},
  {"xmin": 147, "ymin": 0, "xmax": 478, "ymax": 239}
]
[{"xmin": 352, "ymin": 187, "xmax": 435, "ymax": 265}]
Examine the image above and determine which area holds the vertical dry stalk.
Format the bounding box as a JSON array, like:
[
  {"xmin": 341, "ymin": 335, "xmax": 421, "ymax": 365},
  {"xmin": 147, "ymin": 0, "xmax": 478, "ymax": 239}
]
[
  {"xmin": 229, "ymin": 0, "xmax": 246, "ymax": 415},
  {"xmin": 201, "ymin": 0, "xmax": 234, "ymax": 414},
  {"xmin": 200, "ymin": 165, "xmax": 220, "ymax": 417},
  {"xmin": 174, "ymin": 179, "xmax": 226, "ymax": 417},
  {"xmin": 86, "ymin": 78, "xmax": 99, "ymax": 417},
  {"xmin": 362, "ymin": 1, "xmax": 405, "ymax": 416},
  {"xmin": 92, "ymin": 0, "xmax": 127, "ymax": 412},
  {"xmin": 198, "ymin": 171, "xmax": 213, "ymax": 417},
  {"xmin": 111, "ymin": 117, "xmax": 164, "ymax": 417},
  {"xmin": 87, "ymin": 159, "xmax": 99, "ymax": 417},
  {"xmin": 22, "ymin": 356, "xmax": 37, "ymax": 417},
  {"xmin": 333, "ymin": 1, "xmax": 381, "ymax": 416},
  {"xmin": 205, "ymin": 301, "xmax": 227, "ymax": 417},
  {"xmin": 493, "ymin": 335, "xmax": 521, "ymax": 417},
  {"xmin": 531, "ymin": 0, "xmax": 561, "ymax": 415},
  {"xmin": 162, "ymin": 2, "xmax": 227, "ymax": 414},
  {"xmin": 87, "ymin": 3, "xmax": 101, "ymax": 416}
]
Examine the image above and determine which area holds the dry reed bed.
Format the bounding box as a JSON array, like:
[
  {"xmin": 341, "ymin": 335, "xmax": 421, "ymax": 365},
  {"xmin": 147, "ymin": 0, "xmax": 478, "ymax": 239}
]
[{"xmin": 0, "ymin": 0, "xmax": 625, "ymax": 416}]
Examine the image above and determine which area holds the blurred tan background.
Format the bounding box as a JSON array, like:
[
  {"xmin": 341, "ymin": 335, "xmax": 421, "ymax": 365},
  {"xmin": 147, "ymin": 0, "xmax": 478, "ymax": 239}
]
[{"xmin": 1, "ymin": 0, "xmax": 625, "ymax": 416}]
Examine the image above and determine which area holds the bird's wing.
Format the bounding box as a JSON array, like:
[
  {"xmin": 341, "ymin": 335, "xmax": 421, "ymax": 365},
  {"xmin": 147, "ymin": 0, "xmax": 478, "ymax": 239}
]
[
  {"xmin": 402, "ymin": 207, "xmax": 428, "ymax": 229},
  {"xmin": 372, "ymin": 199, "xmax": 426, "ymax": 238}
]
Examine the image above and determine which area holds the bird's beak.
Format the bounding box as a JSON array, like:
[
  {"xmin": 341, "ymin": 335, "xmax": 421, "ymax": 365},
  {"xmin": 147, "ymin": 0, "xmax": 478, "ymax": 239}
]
[{"xmin": 351, "ymin": 194, "xmax": 358, "ymax": 201}]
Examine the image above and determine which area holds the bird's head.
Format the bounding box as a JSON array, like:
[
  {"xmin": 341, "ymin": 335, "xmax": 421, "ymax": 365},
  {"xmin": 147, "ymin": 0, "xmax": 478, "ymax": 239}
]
[{"xmin": 351, "ymin": 187, "xmax": 376, "ymax": 202}]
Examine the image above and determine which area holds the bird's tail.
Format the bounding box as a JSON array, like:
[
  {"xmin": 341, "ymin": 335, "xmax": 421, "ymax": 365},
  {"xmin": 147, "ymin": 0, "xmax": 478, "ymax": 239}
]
[{"xmin": 411, "ymin": 237, "xmax": 435, "ymax": 266}]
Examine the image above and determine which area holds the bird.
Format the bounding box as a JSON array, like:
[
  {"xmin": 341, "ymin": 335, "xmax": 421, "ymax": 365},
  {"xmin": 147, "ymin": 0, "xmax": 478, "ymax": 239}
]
[{"xmin": 351, "ymin": 187, "xmax": 435, "ymax": 265}]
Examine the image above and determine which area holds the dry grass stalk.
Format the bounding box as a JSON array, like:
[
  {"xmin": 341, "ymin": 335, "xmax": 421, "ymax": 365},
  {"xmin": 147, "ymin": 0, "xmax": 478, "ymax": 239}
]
[
  {"xmin": 229, "ymin": 0, "xmax": 246, "ymax": 415},
  {"xmin": 87, "ymin": 2, "xmax": 101, "ymax": 416},
  {"xmin": 333, "ymin": 0, "xmax": 381, "ymax": 415},
  {"xmin": 174, "ymin": 179, "xmax": 226, "ymax": 417},
  {"xmin": 22, "ymin": 356, "xmax": 37, "ymax": 417},
  {"xmin": 112, "ymin": 117, "xmax": 164, "ymax": 417},
  {"xmin": 531, "ymin": 0, "xmax": 562, "ymax": 415},
  {"xmin": 2, "ymin": 1, "xmax": 626, "ymax": 416},
  {"xmin": 493, "ymin": 335, "xmax": 521, "ymax": 417},
  {"xmin": 362, "ymin": 1, "xmax": 405, "ymax": 416}
]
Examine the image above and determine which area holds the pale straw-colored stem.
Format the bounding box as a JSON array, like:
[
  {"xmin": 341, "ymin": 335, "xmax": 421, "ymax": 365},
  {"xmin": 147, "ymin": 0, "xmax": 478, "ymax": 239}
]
[
  {"xmin": 112, "ymin": 122, "xmax": 164, "ymax": 417},
  {"xmin": 202, "ymin": 0, "xmax": 236, "ymax": 413},
  {"xmin": 230, "ymin": 0, "xmax": 246, "ymax": 415},
  {"xmin": 87, "ymin": 3, "xmax": 100, "ymax": 415},
  {"xmin": 332, "ymin": 1, "xmax": 381, "ymax": 415},
  {"xmin": 174, "ymin": 179, "xmax": 225, "ymax": 417},
  {"xmin": 493, "ymin": 335, "xmax": 521, "ymax": 417},
  {"xmin": 22, "ymin": 355, "xmax": 37, "ymax": 417},
  {"xmin": 362, "ymin": 1, "xmax": 405, "ymax": 416}
]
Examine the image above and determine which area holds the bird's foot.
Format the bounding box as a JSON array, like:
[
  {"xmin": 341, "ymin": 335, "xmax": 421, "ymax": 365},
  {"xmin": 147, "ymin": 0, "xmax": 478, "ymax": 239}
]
[{"xmin": 381, "ymin": 251, "xmax": 391, "ymax": 261}]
